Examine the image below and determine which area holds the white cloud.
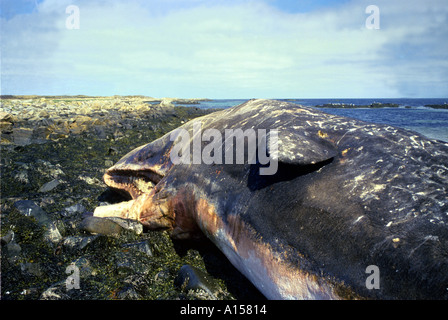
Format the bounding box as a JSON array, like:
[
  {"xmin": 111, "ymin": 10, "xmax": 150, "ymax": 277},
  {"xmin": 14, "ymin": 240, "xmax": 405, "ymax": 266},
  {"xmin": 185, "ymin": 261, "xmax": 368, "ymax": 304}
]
[{"xmin": 1, "ymin": 0, "xmax": 447, "ymax": 98}]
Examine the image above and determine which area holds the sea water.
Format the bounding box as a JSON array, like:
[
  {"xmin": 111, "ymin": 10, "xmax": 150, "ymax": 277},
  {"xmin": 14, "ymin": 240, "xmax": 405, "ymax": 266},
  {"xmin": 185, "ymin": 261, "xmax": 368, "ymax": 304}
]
[{"xmin": 186, "ymin": 98, "xmax": 448, "ymax": 142}]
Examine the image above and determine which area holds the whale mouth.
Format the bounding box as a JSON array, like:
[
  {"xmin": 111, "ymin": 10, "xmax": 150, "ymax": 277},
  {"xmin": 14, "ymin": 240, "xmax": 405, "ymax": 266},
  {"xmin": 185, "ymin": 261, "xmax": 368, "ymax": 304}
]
[
  {"xmin": 103, "ymin": 169, "xmax": 164, "ymax": 199},
  {"xmin": 94, "ymin": 168, "xmax": 163, "ymax": 215},
  {"xmin": 93, "ymin": 168, "xmax": 173, "ymax": 229}
]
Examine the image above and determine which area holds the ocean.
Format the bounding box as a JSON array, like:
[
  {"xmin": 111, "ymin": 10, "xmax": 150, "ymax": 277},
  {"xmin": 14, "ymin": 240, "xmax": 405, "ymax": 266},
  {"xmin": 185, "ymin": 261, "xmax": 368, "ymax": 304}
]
[{"xmin": 179, "ymin": 98, "xmax": 448, "ymax": 142}]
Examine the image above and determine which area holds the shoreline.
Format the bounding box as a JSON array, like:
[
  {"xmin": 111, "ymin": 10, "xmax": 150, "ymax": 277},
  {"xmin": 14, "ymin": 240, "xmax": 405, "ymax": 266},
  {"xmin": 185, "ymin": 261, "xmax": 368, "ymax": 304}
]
[
  {"xmin": 2, "ymin": 96, "xmax": 447, "ymax": 146},
  {"xmin": 2, "ymin": 95, "xmax": 447, "ymax": 109},
  {"xmin": 0, "ymin": 96, "xmax": 215, "ymax": 147}
]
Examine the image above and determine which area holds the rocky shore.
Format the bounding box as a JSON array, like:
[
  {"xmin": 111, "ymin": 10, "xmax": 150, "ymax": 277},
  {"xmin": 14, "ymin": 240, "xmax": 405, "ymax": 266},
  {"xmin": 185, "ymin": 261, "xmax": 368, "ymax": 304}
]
[
  {"xmin": 0, "ymin": 96, "xmax": 210, "ymax": 146},
  {"xmin": 0, "ymin": 96, "xmax": 264, "ymax": 300}
]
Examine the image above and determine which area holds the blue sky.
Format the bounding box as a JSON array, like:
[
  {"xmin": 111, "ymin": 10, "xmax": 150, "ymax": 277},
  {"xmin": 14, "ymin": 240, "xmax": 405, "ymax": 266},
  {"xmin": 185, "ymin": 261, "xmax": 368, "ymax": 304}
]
[
  {"xmin": 1, "ymin": 0, "xmax": 447, "ymax": 98},
  {"xmin": 268, "ymin": 0, "xmax": 352, "ymax": 13}
]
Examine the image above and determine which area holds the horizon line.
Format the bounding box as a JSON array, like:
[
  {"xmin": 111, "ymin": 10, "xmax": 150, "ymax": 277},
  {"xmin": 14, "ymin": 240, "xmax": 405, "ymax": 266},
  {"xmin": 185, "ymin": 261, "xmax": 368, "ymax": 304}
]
[{"xmin": 1, "ymin": 94, "xmax": 447, "ymax": 100}]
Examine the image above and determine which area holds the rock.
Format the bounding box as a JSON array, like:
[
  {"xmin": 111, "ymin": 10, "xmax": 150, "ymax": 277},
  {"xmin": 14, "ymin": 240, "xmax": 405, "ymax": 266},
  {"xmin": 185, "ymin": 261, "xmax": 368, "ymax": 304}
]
[
  {"xmin": 0, "ymin": 135, "xmax": 12, "ymax": 145},
  {"xmin": 71, "ymin": 256, "xmax": 95, "ymax": 278},
  {"xmin": 159, "ymin": 98, "xmax": 175, "ymax": 108},
  {"xmin": 14, "ymin": 200, "xmax": 62, "ymax": 243},
  {"xmin": 79, "ymin": 216, "xmax": 123, "ymax": 236},
  {"xmin": 93, "ymin": 125, "xmax": 107, "ymax": 140},
  {"xmin": 38, "ymin": 179, "xmax": 61, "ymax": 192},
  {"xmin": 0, "ymin": 121, "xmax": 13, "ymax": 132},
  {"xmin": 62, "ymin": 235, "xmax": 100, "ymax": 251},
  {"xmin": 78, "ymin": 175, "xmax": 103, "ymax": 186},
  {"xmin": 113, "ymin": 129, "xmax": 124, "ymax": 140},
  {"xmin": 108, "ymin": 147, "xmax": 118, "ymax": 155},
  {"xmin": 0, "ymin": 111, "xmax": 16, "ymax": 122},
  {"xmin": 40, "ymin": 196, "xmax": 55, "ymax": 206},
  {"xmin": 36, "ymin": 160, "xmax": 65, "ymax": 178},
  {"xmin": 69, "ymin": 123, "xmax": 88, "ymax": 135},
  {"xmin": 38, "ymin": 110, "xmax": 50, "ymax": 118},
  {"xmin": 13, "ymin": 127, "xmax": 34, "ymax": 146},
  {"xmin": 174, "ymin": 265, "xmax": 220, "ymax": 299},
  {"xmin": 0, "ymin": 230, "xmax": 15, "ymax": 245},
  {"xmin": 40, "ymin": 281, "xmax": 70, "ymax": 300},
  {"xmin": 154, "ymin": 268, "xmax": 171, "ymax": 283},
  {"xmin": 105, "ymin": 217, "xmax": 144, "ymax": 235},
  {"xmin": 116, "ymin": 286, "xmax": 141, "ymax": 299},
  {"xmin": 173, "ymin": 99, "xmax": 201, "ymax": 105},
  {"xmin": 114, "ymin": 251, "xmax": 149, "ymax": 275},
  {"xmin": 18, "ymin": 287, "xmax": 40, "ymax": 298},
  {"xmin": 14, "ymin": 170, "xmax": 29, "ymax": 184},
  {"xmin": 5, "ymin": 241, "xmax": 22, "ymax": 262},
  {"xmin": 425, "ymin": 104, "xmax": 448, "ymax": 109},
  {"xmin": 62, "ymin": 203, "xmax": 86, "ymax": 216},
  {"xmin": 46, "ymin": 223, "xmax": 63, "ymax": 243},
  {"xmin": 116, "ymin": 274, "xmax": 152, "ymax": 300},
  {"xmin": 122, "ymin": 240, "xmax": 153, "ymax": 257},
  {"xmin": 20, "ymin": 262, "xmax": 43, "ymax": 277},
  {"xmin": 105, "ymin": 159, "xmax": 114, "ymax": 167},
  {"xmin": 15, "ymin": 200, "xmax": 51, "ymax": 224},
  {"xmin": 2, "ymin": 231, "xmax": 22, "ymax": 262},
  {"xmin": 73, "ymin": 115, "xmax": 93, "ymax": 125},
  {"xmin": 29, "ymin": 126, "xmax": 48, "ymax": 144}
]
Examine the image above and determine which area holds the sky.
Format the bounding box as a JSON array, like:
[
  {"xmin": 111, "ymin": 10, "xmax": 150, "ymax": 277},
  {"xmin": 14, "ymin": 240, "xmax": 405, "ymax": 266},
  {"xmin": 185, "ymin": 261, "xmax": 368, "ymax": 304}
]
[{"xmin": 1, "ymin": 0, "xmax": 447, "ymax": 98}]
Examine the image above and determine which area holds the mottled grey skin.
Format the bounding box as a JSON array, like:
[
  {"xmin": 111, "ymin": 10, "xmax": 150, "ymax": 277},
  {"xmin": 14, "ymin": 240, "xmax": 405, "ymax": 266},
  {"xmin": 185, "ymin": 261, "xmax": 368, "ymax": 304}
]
[{"xmin": 94, "ymin": 99, "xmax": 448, "ymax": 300}]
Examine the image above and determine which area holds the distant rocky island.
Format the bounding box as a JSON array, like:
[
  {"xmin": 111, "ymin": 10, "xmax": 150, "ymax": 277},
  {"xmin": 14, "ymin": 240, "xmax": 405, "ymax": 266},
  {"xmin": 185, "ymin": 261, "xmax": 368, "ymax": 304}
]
[
  {"xmin": 424, "ymin": 103, "xmax": 448, "ymax": 109},
  {"xmin": 313, "ymin": 101, "xmax": 448, "ymax": 109},
  {"xmin": 0, "ymin": 95, "xmax": 211, "ymax": 104},
  {"xmin": 314, "ymin": 102, "xmax": 400, "ymax": 108}
]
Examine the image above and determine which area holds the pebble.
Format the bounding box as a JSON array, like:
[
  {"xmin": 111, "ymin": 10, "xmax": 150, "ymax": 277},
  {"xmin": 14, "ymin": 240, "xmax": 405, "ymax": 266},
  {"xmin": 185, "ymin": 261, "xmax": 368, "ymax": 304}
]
[
  {"xmin": 174, "ymin": 264, "xmax": 220, "ymax": 299},
  {"xmin": 40, "ymin": 281, "xmax": 70, "ymax": 300},
  {"xmin": 20, "ymin": 262, "xmax": 43, "ymax": 277},
  {"xmin": 105, "ymin": 217, "xmax": 144, "ymax": 235},
  {"xmin": 108, "ymin": 147, "xmax": 118, "ymax": 155},
  {"xmin": 62, "ymin": 235, "xmax": 100, "ymax": 251},
  {"xmin": 15, "ymin": 200, "xmax": 49, "ymax": 223},
  {"xmin": 115, "ymin": 251, "xmax": 148, "ymax": 275},
  {"xmin": 79, "ymin": 216, "xmax": 123, "ymax": 236},
  {"xmin": 78, "ymin": 175, "xmax": 103, "ymax": 186},
  {"xmin": 0, "ymin": 230, "xmax": 14, "ymax": 245},
  {"xmin": 14, "ymin": 200, "xmax": 62, "ymax": 243},
  {"xmin": 38, "ymin": 178, "xmax": 61, "ymax": 192},
  {"xmin": 117, "ymin": 287, "xmax": 141, "ymax": 299},
  {"xmin": 1, "ymin": 230, "xmax": 22, "ymax": 262},
  {"xmin": 36, "ymin": 160, "xmax": 65, "ymax": 178},
  {"xmin": 63, "ymin": 203, "xmax": 86, "ymax": 216},
  {"xmin": 12, "ymin": 127, "xmax": 34, "ymax": 146},
  {"xmin": 122, "ymin": 240, "xmax": 153, "ymax": 257},
  {"xmin": 104, "ymin": 159, "xmax": 114, "ymax": 167},
  {"xmin": 71, "ymin": 256, "xmax": 95, "ymax": 278},
  {"xmin": 5, "ymin": 241, "xmax": 22, "ymax": 262},
  {"xmin": 0, "ymin": 111, "xmax": 16, "ymax": 122},
  {"xmin": 14, "ymin": 170, "xmax": 29, "ymax": 184}
]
